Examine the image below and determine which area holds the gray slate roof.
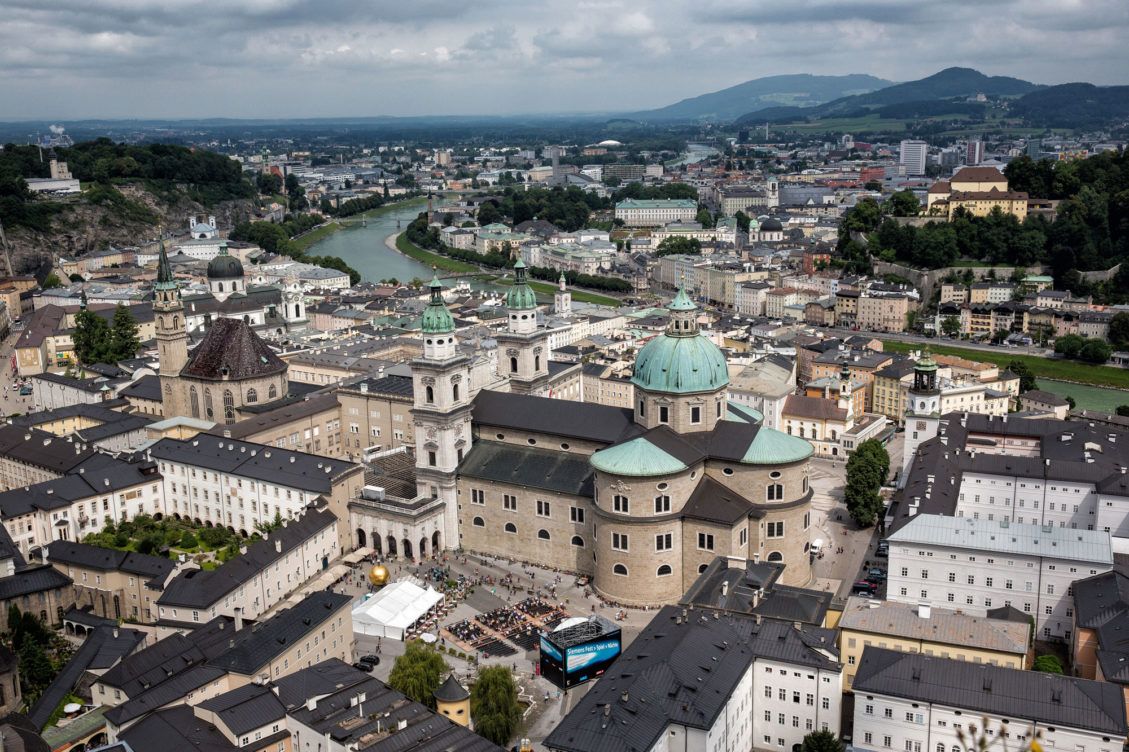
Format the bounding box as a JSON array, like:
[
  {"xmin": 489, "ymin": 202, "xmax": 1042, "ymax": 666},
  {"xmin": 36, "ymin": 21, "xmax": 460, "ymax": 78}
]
[
  {"xmin": 853, "ymin": 647, "xmax": 1127, "ymax": 735},
  {"xmin": 180, "ymin": 317, "xmax": 287, "ymax": 381}
]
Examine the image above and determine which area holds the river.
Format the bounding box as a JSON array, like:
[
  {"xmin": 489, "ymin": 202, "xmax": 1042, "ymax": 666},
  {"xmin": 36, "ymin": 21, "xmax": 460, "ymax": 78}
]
[
  {"xmin": 667, "ymin": 142, "xmax": 720, "ymax": 168},
  {"xmin": 305, "ymin": 199, "xmax": 434, "ymax": 284}
]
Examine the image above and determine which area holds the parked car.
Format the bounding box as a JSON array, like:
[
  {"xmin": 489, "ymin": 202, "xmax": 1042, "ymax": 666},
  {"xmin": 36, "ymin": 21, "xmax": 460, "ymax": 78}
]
[
  {"xmin": 852, "ymin": 580, "xmax": 878, "ymax": 596},
  {"xmin": 18, "ymin": 386, "xmax": 32, "ymax": 396},
  {"xmin": 359, "ymin": 654, "xmax": 380, "ymax": 666},
  {"xmin": 875, "ymin": 540, "xmax": 889, "ymax": 558},
  {"xmin": 867, "ymin": 568, "xmax": 887, "ymax": 582},
  {"xmin": 353, "ymin": 660, "xmax": 375, "ymax": 672}
]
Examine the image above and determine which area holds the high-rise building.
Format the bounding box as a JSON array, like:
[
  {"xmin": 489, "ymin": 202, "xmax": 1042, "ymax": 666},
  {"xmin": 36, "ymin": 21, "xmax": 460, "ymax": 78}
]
[
  {"xmin": 899, "ymin": 139, "xmax": 928, "ymax": 176},
  {"xmin": 966, "ymin": 139, "xmax": 984, "ymax": 165}
]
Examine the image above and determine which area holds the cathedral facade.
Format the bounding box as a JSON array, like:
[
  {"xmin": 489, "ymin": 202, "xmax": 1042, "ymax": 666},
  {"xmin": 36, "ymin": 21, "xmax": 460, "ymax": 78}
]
[{"xmin": 357, "ymin": 266, "xmax": 817, "ymax": 607}]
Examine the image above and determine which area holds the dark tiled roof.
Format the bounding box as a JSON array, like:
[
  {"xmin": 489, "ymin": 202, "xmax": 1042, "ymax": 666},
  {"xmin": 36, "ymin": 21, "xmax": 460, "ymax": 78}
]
[
  {"xmin": 210, "ymin": 394, "xmax": 340, "ymax": 440},
  {"xmin": 433, "ymin": 674, "xmax": 470, "ymax": 703},
  {"xmin": 853, "ymin": 647, "xmax": 1127, "ymax": 735},
  {"xmin": 45, "ymin": 541, "xmax": 174, "ymax": 581},
  {"xmin": 783, "ymin": 394, "xmax": 847, "ymax": 421},
  {"xmin": 681, "ymin": 475, "xmax": 759, "ymax": 525},
  {"xmin": 472, "ymin": 390, "xmax": 639, "ymax": 444},
  {"xmin": 196, "ymin": 683, "xmax": 286, "ymax": 736},
  {"xmin": 118, "ymin": 705, "xmax": 239, "ymax": 752},
  {"xmin": 206, "ymin": 591, "xmax": 350, "ymax": 675},
  {"xmin": 458, "ymin": 441, "xmax": 594, "ymax": 497},
  {"xmin": 180, "ymin": 318, "xmax": 287, "ymax": 381},
  {"xmin": 104, "ymin": 664, "xmax": 228, "ymax": 727},
  {"xmin": 0, "ymin": 425, "xmax": 99, "ymax": 477},
  {"xmin": 0, "ymin": 565, "xmax": 70, "ymax": 600},
  {"xmin": 120, "ymin": 374, "xmax": 162, "ymax": 401},
  {"xmin": 545, "ymin": 605, "xmax": 838, "ymax": 752}
]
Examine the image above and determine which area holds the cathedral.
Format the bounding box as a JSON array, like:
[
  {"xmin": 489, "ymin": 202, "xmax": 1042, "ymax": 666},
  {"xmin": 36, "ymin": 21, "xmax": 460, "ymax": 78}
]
[
  {"xmin": 354, "ymin": 262, "xmax": 817, "ymax": 607},
  {"xmin": 155, "ymin": 243, "xmax": 294, "ymax": 424}
]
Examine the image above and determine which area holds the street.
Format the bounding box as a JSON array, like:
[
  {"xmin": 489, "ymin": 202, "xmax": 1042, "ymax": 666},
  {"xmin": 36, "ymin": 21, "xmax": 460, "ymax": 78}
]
[
  {"xmin": 820, "ymin": 326, "xmax": 1049, "ymax": 358},
  {"xmin": 0, "ymin": 329, "xmax": 33, "ymax": 416}
]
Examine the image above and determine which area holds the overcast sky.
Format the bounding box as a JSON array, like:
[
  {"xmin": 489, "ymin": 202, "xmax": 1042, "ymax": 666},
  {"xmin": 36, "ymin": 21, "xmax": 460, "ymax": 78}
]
[{"xmin": 3, "ymin": 0, "xmax": 1128, "ymax": 120}]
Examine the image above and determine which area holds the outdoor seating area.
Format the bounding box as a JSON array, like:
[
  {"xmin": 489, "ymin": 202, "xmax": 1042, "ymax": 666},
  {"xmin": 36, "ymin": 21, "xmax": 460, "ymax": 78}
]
[{"xmin": 440, "ymin": 597, "xmax": 570, "ymax": 657}]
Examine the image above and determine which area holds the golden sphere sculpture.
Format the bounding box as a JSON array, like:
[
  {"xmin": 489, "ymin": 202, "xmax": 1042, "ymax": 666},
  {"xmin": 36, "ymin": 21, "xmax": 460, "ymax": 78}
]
[{"xmin": 368, "ymin": 564, "xmax": 390, "ymax": 587}]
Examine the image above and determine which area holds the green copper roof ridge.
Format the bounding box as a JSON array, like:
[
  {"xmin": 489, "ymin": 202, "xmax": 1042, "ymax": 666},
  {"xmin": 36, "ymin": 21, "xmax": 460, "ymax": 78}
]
[{"xmin": 590, "ymin": 436, "xmax": 688, "ymax": 477}]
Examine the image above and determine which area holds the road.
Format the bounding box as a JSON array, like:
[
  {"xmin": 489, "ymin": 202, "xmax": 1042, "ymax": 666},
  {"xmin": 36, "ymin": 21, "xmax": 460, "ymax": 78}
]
[{"xmin": 0, "ymin": 328, "xmax": 33, "ymax": 417}]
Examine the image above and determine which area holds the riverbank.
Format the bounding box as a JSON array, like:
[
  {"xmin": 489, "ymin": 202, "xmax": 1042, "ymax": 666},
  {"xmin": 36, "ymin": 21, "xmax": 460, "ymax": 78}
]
[
  {"xmin": 389, "ymin": 232, "xmax": 479, "ymax": 273},
  {"xmin": 880, "ymin": 339, "xmax": 1129, "ymax": 389},
  {"xmin": 291, "ymin": 196, "xmax": 427, "ymax": 253}
]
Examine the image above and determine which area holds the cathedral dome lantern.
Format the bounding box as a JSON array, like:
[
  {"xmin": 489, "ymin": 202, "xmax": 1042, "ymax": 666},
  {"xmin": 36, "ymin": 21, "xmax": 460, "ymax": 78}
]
[
  {"xmin": 505, "ymin": 260, "xmax": 539, "ymax": 335},
  {"xmin": 207, "ymin": 246, "xmax": 244, "ymax": 301},
  {"xmin": 631, "ymin": 287, "xmax": 729, "ymax": 432},
  {"xmin": 421, "ymin": 275, "xmax": 458, "ymax": 361}
]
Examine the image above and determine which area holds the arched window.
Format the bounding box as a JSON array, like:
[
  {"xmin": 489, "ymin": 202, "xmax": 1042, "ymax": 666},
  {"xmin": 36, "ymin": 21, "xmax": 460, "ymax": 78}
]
[
  {"xmin": 535, "ymin": 355, "xmax": 540, "ymax": 371},
  {"xmin": 537, "ymin": 529, "xmax": 550, "ymax": 540},
  {"xmin": 204, "ymin": 389, "xmax": 214, "ymax": 420},
  {"xmin": 189, "ymin": 386, "xmax": 200, "ymax": 419},
  {"xmin": 698, "ymin": 563, "xmax": 709, "ymax": 573},
  {"xmin": 217, "ymin": 282, "xmax": 224, "ymax": 292},
  {"xmin": 425, "ymin": 385, "xmax": 434, "ymax": 404},
  {"xmin": 472, "ymin": 517, "xmax": 485, "ymax": 527},
  {"xmin": 571, "ymin": 535, "xmax": 585, "ymax": 547},
  {"xmin": 767, "ymin": 483, "xmax": 783, "ymax": 501},
  {"xmin": 504, "ymin": 522, "xmax": 517, "ymax": 534},
  {"xmin": 453, "ymin": 383, "xmax": 460, "ymax": 401},
  {"xmin": 656, "ymin": 564, "xmax": 672, "ymax": 576},
  {"xmin": 268, "ymin": 383, "xmax": 278, "ymax": 399},
  {"xmin": 510, "ymin": 357, "xmax": 518, "ymax": 373},
  {"xmin": 612, "ymin": 564, "xmax": 628, "ymax": 576},
  {"xmin": 831, "ymin": 429, "xmax": 838, "ymax": 441},
  {"xmin": 767, "ymin": 551, "xmax": 783, "ymax": 562},
  {"xmin": 246, "ymin": 388, "xmax": 258, "ymax": 404},
  {"xmin": 172, "ymin": 315, "xmax": 179, "ymax": 329},
  {"xmin": 223, "ymin": 390, "xmax": 235, "ymax": 423}
]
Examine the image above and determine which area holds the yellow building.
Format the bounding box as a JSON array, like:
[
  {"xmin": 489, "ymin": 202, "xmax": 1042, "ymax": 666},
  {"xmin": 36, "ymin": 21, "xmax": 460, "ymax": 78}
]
[
  {"xmin": 838, "ymin": 597, "xmax": 1030, "ymax": 690},
  {"xmin": 927, "ymin": 166, "xmax": 1028, "ymax": 219}
]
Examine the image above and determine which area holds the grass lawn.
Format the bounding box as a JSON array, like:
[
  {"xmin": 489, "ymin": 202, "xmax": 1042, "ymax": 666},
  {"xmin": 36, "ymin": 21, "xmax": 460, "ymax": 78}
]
[
  {"xmin": 394, "ymin": 233, "xmax": 479, "ymax": 273},
  {"xmin": 490, "ymin": 276, "xmax": 620, "ymax": 306},
  {"xmin": 880, "ymin": 339, "xmax": 1129, "ymax": 389}
]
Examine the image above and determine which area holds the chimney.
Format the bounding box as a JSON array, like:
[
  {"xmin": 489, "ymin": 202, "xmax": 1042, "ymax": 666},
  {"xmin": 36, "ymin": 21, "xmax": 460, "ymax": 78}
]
[
  {"xmin": 234, "ymin": 607, "xmax": 244, "ymax": 632},
  {"xmin": 918, "ymin": 603, "xmax": 931, "ymax": 619},
  {"xmin": 306, "ymin": 697, "xmax": 317, "ymax": 711},
  {"xmin": 720, "ymin": 581, "xmax": 729, "ymax": 597},
  {"xmin": 112, "ymin": 627, "xmax": 119, "ymax": 638},
  {"xmin": 275, "ymin": 540, "xmax": 282, "ymax": 554}
]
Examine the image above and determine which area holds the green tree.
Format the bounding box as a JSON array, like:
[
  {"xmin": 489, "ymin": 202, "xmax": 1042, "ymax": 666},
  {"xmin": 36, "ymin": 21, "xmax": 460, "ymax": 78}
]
[
  {"xmin": 734, "ymin": 210, "xmax": 751, "ymax": 233},
  {"xmin": 387, "ymin": 641, "xmax": 448, "ymax": 709},
  {"xmin": 109, "ymin": 303, "xmax": 140, "ymax": 361},
  {"xmin": 941, "ymin": 316, "xmax": 961, "ymax": 337},
  {"xmin": 18, "ymin": 639, "xmax": 53, "ymax": 704},
  {"xmin": 1032, "ymin": 654, "xmax": 1064, "ymax": 674},
  {"xmin": 256, "ymin": 172, "xmax": 282, "ymax": 195},
  {"xmin": 655, "ymin": 236, "xmax": 702, "ymax": 257},
  {"xmin": 844, "ymin": 440, "xmax": 889, "ymax": 527},
  {"xmin": 802, "ymin": 729, "xmax": 844, "ymax": 752},
  {"xmin": 1054, "ymin": 334, "xmax": 1085, "ymax": 359},
  {"xmin": 1065, "ymin": 395, "xmax": 1076, "ymax": 410},
  {"xmin": 1110, "ymin": 312, "xmax": 1129, "ymax": 349},
  {"xmin": 179, "ymin": 532, "xmax": 199, "ymax": 549},
  {"xmin": 887, "ymin": 190, "xmax": 920, "ymax": 217},
  {"xmin": 477, "ymin": 202, "xmax": 503, "ymax": 226},
  {"xmin": 695, "ymin": 207, "xmax": 715, "ymax": 228},
  {"xmin": 72, "ymin": 309, "xmax": 112, "ymax": 364},
  {"xmin": 471, "ymin": 665, "xmax": 522, "ymax": 746},
  {"xmin": 1079, "ymin": 338, "xmax": 1112, "ymax": 364},
  {"xmin": 42, "ymin": 272, "xmax": 63, "ymax": 289},
  {"xmin": 1007, "ymin": 360, "xmax": 1037, "ymax": 393}
]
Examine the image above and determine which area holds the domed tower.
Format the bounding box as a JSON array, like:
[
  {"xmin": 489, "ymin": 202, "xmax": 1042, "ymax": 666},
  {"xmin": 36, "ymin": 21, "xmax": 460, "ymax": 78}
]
[
  {"xmin": 434, "ymin": 674, "xmax": 471, "ymax": 729},
  {"xmin": 900, "ymin": 350, "xmax": 941, "ymax": 487},
  {"xmin": 154, "ymin": 242, "xmax": 189, "ymax": 418},
  {"xmin": 207, "ymin": 246, "xmax": 245, "ymax": 302},
  {"xmin": 495, "ymin": 260, "xmax": 550, "ymax": 395},
  {"xmin": 282, "ymin": 275, "xmax": 306, "ymax": 327},
  {"xmin": 411, "ymin": 275, "xmax": 472, "ymax": 549},
  {"xmin": 632, "ymin": 287, "xmax": 729, "ymax": 433}
]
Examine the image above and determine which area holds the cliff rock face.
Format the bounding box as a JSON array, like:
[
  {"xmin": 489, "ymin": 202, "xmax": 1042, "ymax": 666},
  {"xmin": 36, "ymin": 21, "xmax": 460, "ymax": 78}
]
[{"xmin": 6, "ymin": 184, "xmax": 255, "ymax": 273}]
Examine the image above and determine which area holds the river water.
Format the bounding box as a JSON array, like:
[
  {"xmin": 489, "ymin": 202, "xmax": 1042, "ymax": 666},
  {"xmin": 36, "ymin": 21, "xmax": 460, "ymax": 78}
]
[{"xmin": 306, "ymin": 200, "xmax": 434, "ymax": 284}]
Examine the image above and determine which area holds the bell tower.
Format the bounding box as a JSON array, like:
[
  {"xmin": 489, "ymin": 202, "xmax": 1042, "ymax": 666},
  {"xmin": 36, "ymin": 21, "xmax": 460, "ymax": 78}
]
[
  {"xmin": 900, "ymin": 350, "xmax": 942, "ymax": 487},
  {"xmin": 554, "ymin": 272, "xmax": 572, "ymax": 317},
  {"xmin": 495, "ymin": 260, "xmax": 550, "ymax": 395},
  {"xmin": 154, "ymin": 242, "xmax": 189, "ymax": 418},
  {"xmin": 411, "ymin": 275, "xmax": 472, "ymax": 549}
]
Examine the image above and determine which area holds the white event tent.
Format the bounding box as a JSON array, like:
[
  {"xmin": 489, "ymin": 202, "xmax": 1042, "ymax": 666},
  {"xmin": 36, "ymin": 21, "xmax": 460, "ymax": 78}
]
[{"xmin": 352, "ymin": 580, "xmax": 443, "ymax": 640}]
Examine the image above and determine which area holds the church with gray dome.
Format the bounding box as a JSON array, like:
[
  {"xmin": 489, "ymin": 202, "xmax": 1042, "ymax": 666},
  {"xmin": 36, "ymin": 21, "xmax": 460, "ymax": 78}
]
[{"xmin": 387, "ymin": 264, "xmax": 817, "ymax": 606}]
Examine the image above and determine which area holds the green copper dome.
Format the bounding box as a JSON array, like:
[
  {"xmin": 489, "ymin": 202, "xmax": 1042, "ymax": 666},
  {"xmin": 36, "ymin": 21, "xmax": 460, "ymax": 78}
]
[
  {"xmin": 421, "ymin": 276, "xmax": 454, "ymax": 334},
  {"xmin": 590, "ymin": 436, "xmax": 689, "ymax": 477},
  {"xmin": 741, "ymin": 426, "xmax": 814, "ymax": 465},
  {"xmin": 505, "ymin": 260, "xmax": 538, "ymax": 311},
  {"xmin": 631, "ymin": 287, "xmax": 728, "ymax": 395}
]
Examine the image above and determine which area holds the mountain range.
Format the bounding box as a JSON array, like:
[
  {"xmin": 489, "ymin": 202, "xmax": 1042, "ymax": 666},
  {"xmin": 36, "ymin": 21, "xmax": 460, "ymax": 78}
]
[{"xmin": 633, "ymin": 74, "xmax": 892, "ymax": 121}]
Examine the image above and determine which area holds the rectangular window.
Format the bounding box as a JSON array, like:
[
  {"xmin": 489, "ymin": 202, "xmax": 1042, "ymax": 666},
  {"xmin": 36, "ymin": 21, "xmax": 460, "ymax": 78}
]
[
  {"xmin": 691, "ymin": 406, "xmax": 701, "ymax": 424},
  {"xmin": 655, "ymin": 533, "xmax": 672, "ymax": 551},
  {"xmin": 503, "ymin": 495, "xmax": 517, "ymax": 511},
  {"xmin": 659, "ymin": 405, "xmax": 669, "ymax": 423},
  {"xmin": 766, "ymin": 521, "xmax": 784, "ymax": 538},
  {"xmin": 697, "ymin": 532, "xmax": 715, "ymax": 551},
  {"xmin": 570, "ymin": 506, "xmax": 585, "ymax": 524},
  {"xmin": 471, "ymin": 489, "xmax": 485, "ymax": 505},
  {"xmin": 613, "ymin": 495, "xmax": 629, "ymax": 513},
  {"xmin": 537, "ymin": 500, "xmax": 551, "ymax": 518},
  {"xmin": 654, "ymin": 495, "xmax": 671, "ymax": 514},
  {"xmin": 612, "ymin": 532, "xmax": 629, "ymax": 552}
]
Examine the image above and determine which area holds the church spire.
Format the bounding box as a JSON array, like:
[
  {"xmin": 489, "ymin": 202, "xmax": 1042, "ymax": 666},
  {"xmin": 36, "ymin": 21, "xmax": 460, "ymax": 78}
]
[{"xmin": 155, "ymin": 240, "xmax": 176, "ymax": 291}]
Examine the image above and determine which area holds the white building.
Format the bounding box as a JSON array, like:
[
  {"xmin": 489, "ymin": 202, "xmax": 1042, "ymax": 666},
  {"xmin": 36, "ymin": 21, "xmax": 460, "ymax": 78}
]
[
  {"xmin": 852, "ymin": 648, "xmax": 1126, "ymax": 752},
  {"xmin": 899, "ymin": 140, "xmax": 928, "ymax": 176},
  {"xmin": 614, "ymin": 198, "xmax": 697, "ymax": 227},
  {"xmin": 885, "ymin": 514, "xmax": 1112, "ymax": 640}
]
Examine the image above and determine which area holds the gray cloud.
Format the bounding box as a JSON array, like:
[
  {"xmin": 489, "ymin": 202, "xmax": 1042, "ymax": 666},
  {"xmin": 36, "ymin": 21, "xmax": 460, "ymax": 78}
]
[{"xmin": 0, "ymin": 0, "xmax": 1126, "ymax": 118}]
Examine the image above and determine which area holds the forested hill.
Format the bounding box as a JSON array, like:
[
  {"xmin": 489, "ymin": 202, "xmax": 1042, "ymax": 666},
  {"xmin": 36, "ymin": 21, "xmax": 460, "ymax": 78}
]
[{"xmin": 0, "ymin": 139, "xmax": 255, "ymax": 269}]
